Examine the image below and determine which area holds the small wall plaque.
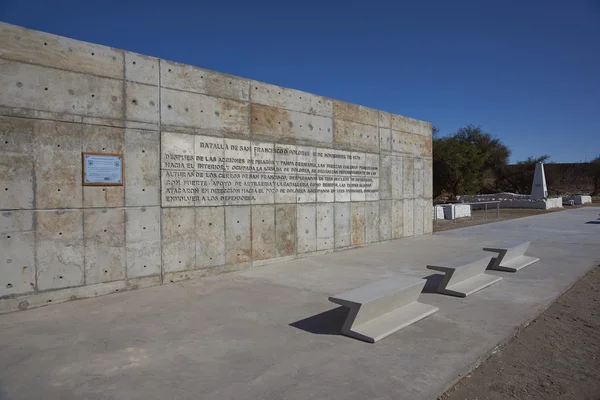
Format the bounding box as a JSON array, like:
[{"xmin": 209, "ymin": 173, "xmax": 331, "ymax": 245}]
[{"xmin": 82, "ymin": 152, "xmax": 124, "ymax": 186}]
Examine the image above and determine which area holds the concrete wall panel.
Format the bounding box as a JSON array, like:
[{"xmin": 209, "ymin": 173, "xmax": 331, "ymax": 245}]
[
  {"xmin": 125, "ymin": 129, "xmax": 160, "ymax": 206},
  {"xmin": 365, "ymin": 201, "xmax": 379, "ymax": 244},
  {"xmin": 333, "ymin": 119, "xmax": 379, "ymax": 152},
  {"xmin": 251, "ymin": 81, "xmax": 332, "ymax": 117},
  {"xmin": 33, "ymin": 120, "xmax": 82, "ymax": 209},
  {"xmin": 251, "ymin": 104, "xmax": 333, "ymax": 144},
  {"xmin": 379, "ymin": 155, "xmax": 392, "ymax": 200},
  {"xmin": 162, "ymin": 208, "xmax": 196, "ymax": 273},
  {"xmin": 0, "ymin": 61, "xmax": 123, "ymax": 119},
  {"xmin": 125, "ymin": 82, "xmax": 159, "ymax": 125},
  {"xmin": 161, "ymin": 60, "xmax": 250, "ymax": 102},
  {"xmin": 36, "ymin": 210, "xmax": 84, "ymax": 290},
  {"xmin": 316, "ymin": 203, "xmax": 334, "ymax": 251},
  {"xmin": 379, "ymin": 200, "xmax": 392, "ymax": 241},
  {"xmin": 0, "ymin": 22, "xmax": 124, "ymax": 79},
  {"xmin": 403, "ymin": 157, "xmax": 414, "ymax": 199},
  {"xmin": 125, "ymin": 52, "xmax": 159, "ymax": 85},
  {"xmin": 334, "ymin": 100, "xmax": 378, "ymax": 126},
  {"xmin": 0, "ymin": 116, "xmax": 34, "ymax": 210},
  {"xmin": 161, "ymin": 88, "xmax": 250, "ymax": 136},
  {"xmin": 424, "ymin": 201, "xmax": 433, "ymax": 234},
  {"xmin": 424, "ymin": 158, "xmax": 433, "ymax": 199},
  {"xmin": 351, "ymin": 202, "xmax": 366, "ymax": 246},
  {"xmin": 297, "ymin": 204, "xmax": 316, "ymax": 254},
  {"xmin": 379, "ymin": 128, "xmax": 391, "ymax": 152},
  {"xmin": 392, "ymin": 200, "xmax": 404, "ymax": 239},
  {"xmin": 252, "ymin": 205, "xmax": 276, "ymax": 260},
  {"xmin": 413, "ymin": 199, "xmax": 424, "ymax": 237},
  {"xmin": 196, "ymin": 206, "xmax": 225, "ymax": 268},
  {"xmin": 392, "ymin": 155, "xmax": 403, "ymax": 199},
  {"xmin": 275, "ymin": 204, "xmax": 297, "ymax": 257},
  {"xmin": 414, "ymin": 157, "xmax": 424, "ymax": 199},
  {"xmin": 402, "ymin": 199, "xmax": 414, "ymax": 237},
  {"xmin": 225, "ymin": 206, "xmax": 251, "ymax": 264},
  {"xmin": 0, "ymin": 210, "xmax": 35, "ymax": 296},
  {"xmin": 84, "ymin": 209, "xmax": 125, "ymax": 285},
  {"xmin": 126, "ymin": 207, "xmax": 161, "ymax": 278},
  {"xmin": 334, "ymin": 202, "xmax": 351, "ymax": 248},
  {"xmin": 378, "ymin": 111, "xmax": 391, "ymax": 129}
]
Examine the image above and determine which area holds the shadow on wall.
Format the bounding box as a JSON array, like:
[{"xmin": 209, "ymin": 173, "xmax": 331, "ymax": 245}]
[{"xmin": 289, "ymin": 306, "xmax": 349, "ymax": 335}]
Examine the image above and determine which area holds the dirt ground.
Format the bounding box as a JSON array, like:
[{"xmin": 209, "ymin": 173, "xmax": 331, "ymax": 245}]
[
  {"xmin": 433, "ymin": 207, "xmax": 569, "ymax": 232},
  {"xmin": 440, "ymin": 265, "xmax": 600, "ymax": 400}
]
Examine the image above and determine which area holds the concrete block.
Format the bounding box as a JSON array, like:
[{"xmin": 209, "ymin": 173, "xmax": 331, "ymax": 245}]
[
  {"xmin": 329, "ymin": 275, "xmax": 438, "ymax": 343},
  {"xmin": 161, "ymin": 131, "xmax": 195, "ymax": 170},
  {"xmin": 250, "ymin": 142, "xmax": 276, "ymax": 205},
  {"xmin": 403, "ymin": 132, "xmax": 431, "ymax": 158},
  {"xmin": 378, "ymin": 111, "xmax": 391, "ymax": 129},
  {"xmin": 391, "ymin": 130, "xmax": 404, "ymax": 154},
  {"xmin": 33, "ymin": 120, "xmax": 82, "ymax": 209},
  {"xmin": 424, "ymin": 202, "xmax": 433, "ymax": 234},
  {"xmin": 274, "ymin": 144, "xmax": 297, "ymax": 203},
  {"xmin": 36, "ymin": 210, "xmax": 84, "ymax": 290},
  {"xmin": 297, "ymin": 204, "xmax": 316, "ymax": 254},
  {"xmin": 125, "ymin": 51, "xmax": 159, "ymax": 85},
  {"xmin": 379, "ymin": 155, "xmax": 393, "ymax": 200},
  {"xmin": 418, "ymin": 120, "xmax": 433, "ymax": 137},
  {"xmin": 0, "ymin": 22, "xmax": 124, "ymax": 79},
  {"xmin": 0, "ymin": 116, "xmax": 34, "ymax": 209},
  {"xmin": 0, "ymin": 210, "xmax": 35, "ymax": 296},
  {"xmin": 295, "ymin": 145, "xmax": 317, "ymax": 203},
  {"xmin": 125, "ymin": 82, "xmax": 159, "ymax": 124},
  {"xmin": 316, "ymin": 203, "xmax": 334, "ymax": 251},
  {"xmin": 378, "ymin": 200, "xmax": 392, "ymax": 241},
  {"xmin": 424, "ymin": 158, "xmax": 433, "ymax": 199},
  {"xmin": 84, "ymin": 208, "xmax": 126, "ymax": 285},
  {"xmin": 413, "ymin": 199, "xmax": 424, "ymax": 236},
  {"xmin": 391, "ymin": 114, "xmax": 418, "ymax": 133},
  {"xmin": 251, "ymin": 104, "xmax": 333, "ymax": 144},
  {"xmin": 196, "ymin": 206, "xmax": 225, "ymax": 268},
  {"xmin": 317, "ymin": 175, "xmax": 335, "ymax": 202},
  {"xmin": 351, "ymin": 202, "xmax": 366, "ymax": 246},
  {"xmin": 124, "ymin": 129, "xmax": 160, "ymax": 206},
  {"xmin": 379, "ymin": 128, "xmax": 392, "ymax": 151},
  {"xmin": 252, "ymin": 205, "xmax": 276, "ymax": 260},
  {"xmin": 403, "ymin": 157, "xmax": 414, "ymax": 199},
  {"xmin": 225, "ymin": 206, "xmax": 251, "ymax": 264},
  {"xmin": 162, "ymin": 60, "xmax": 250, "ymax": 102},
  {"xmin": 392, "ymin": 155, "xmax": 403, "ymax": 199},
  {"xmin": 483, "ymin": 240, "xmax": 539, "ymax": 272},
  {"xmin": 350, "ymin": 153, "xmax": 366, "ymax": 202},
  {"xmin": 161, "ymin": 208, "xmax": 196, "ymax": 273},
  {"xmin": 365, "ymin": 201, "xmax": 379, "ymax": 244},
  {"xmin": 414, "ymin": 158, "xmax": 424, "ymax": 198},
  {"xmin": 125, "ymin": 207, "xmax": 161, "ymax": 278},
  {"xmin": 333, "ymin": 119, "xmax": 379, "ymax": 152},
  {"xmin": 82, "ymin": 125, "xmax": 125, "ymax": 208},
  {"xmin": 334, "ymin": 202, "xmax": 351, "ymax": 248},
  {"xmin": 402, "ymin": 199, "xmax": 413, "ymax": 237},
  {"xmin": 275, "ymin": 204, "xmax": 297, "ymax": 257},
  {"xmin": 251, "ymin": 81, "xmax": 332, "ymax": 117},
  {"xmin": 0, "ymin": 61, "xmax": 123, "ymax": 119},
  {"xmin": 333, "ymin": 100, "xmax": 379, "ymax": 126},
  {"xmin": 427, "ymin": 253, "xmax": 501, "ymax": 297},
  {"xmin": 393, "ymin": 200, "xmax": 405, "ymax": 239},
  {"xmin": 223, "ymin": 138, "xmax": 252, "ymax": 205},
  {"xmin": 161, "ymin": 88, "xmax": 249, "ymax": 136}
]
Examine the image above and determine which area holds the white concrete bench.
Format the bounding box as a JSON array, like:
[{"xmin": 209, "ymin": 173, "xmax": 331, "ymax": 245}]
[
  {"xmin": 483, "ymin": 240, "xmax": 539, "ymax": 272},
  {"xmin": 426, "ymin": 253, "xmax": 501, "ymax": 298},
  {"xmin": 329, "ymin": 275, "xmax": 438, "ymax": 343}
]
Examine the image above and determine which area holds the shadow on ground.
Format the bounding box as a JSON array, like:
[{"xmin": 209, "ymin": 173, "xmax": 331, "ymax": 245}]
[
  {"xmin": 422, "ymin": 274, "xmax": 444, "ymax": 294},
  {"xmin": 290, "ymin": 306, "xmax": 349, "ymax": 335},
  {"xmin": 585, "ymin": 220, "xmax": 600, "ymax": 224}
]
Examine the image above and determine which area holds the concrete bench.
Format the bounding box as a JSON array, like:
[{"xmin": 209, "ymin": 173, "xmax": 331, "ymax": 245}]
[
  {"xmin": 426, "ymin": 253, "xmax": 501, "ymax": 298},
  {"xmin": 483, "ymin": 240, "xmax": 539, "ymax": 272},
  {"xmin": 329, "ymin": 275, "xmax": 438, "ymax": 343}
]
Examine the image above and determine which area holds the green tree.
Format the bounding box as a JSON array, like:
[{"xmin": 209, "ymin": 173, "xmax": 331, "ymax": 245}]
[
  {"xmin": 592, "ymin": 155, "xmax": 600, "ymax": 196},
  {"xmin": 495, "ymin": 155, "xmax": 550, "ymax": 194},
  {"xmin": 432, "ymin": 124, "xmax": 510, "ymax": 197}
]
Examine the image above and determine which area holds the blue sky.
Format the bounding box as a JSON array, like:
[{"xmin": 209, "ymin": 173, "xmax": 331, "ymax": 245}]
[{"xmin": 1, "ymin": 0, "xmax": 599, "ymax": 163}]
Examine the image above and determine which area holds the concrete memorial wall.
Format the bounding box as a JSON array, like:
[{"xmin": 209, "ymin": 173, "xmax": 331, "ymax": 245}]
[{"xmin": 0, "ymin": 22, "xmax": 433, "ymax": 313}]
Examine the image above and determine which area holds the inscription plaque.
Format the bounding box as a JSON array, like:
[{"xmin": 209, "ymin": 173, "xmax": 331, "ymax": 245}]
[
  {"xmin": 161, "ymin": 134, "xmax": 379, "ymax": 206},
  {"xmin": 82, "ymin": 153, "xmax": 124, "ymax": 186}
]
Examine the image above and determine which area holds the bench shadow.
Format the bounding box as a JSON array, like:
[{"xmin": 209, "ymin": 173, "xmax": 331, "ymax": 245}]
[
  {"xmin": 422, "ymin": 273, "xmax": 444, "ymax": 294},
  {"xmin": 289, "ymin": 306, "xmax": 349, "ymax": 335},
  {"xmin": 585, "ymin": 220, "xmax": 600, "ymax": 224}
]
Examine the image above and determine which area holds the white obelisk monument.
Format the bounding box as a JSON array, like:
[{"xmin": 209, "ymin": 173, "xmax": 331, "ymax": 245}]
[{"xmin": 531, "ymin": 162, "xmax": 548, "ymax": 199}]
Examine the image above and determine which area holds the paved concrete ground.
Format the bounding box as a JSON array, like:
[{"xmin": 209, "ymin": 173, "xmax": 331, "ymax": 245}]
[{"xmin": 1, "ymin": 207, "xmax": 599, "ymax": 400}]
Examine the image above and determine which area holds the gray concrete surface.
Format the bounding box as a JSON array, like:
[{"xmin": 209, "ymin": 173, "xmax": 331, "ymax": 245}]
[{"xmin": 1, "ymin": 207, "xmax": 599, "ymax": 400}]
